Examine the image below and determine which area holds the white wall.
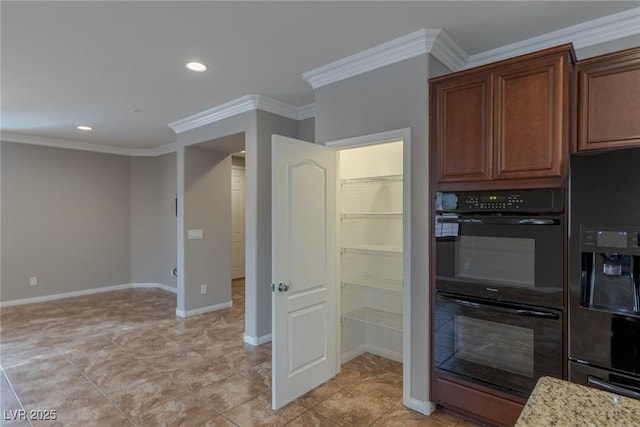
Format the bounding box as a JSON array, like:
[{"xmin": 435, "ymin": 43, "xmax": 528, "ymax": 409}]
[
  {"xmin": 298, "ymin": 117, "xmax": 316, "ymax": 143},
  {"xmin": 1, "ymin": 142, "xmax": 131, "ymax": 302},
  {"xmin": 130, "ymin": 153, "xmax": 177, "ymax": 288},
  {"xmin": 183, "ymin": 146, "xmax": 232, "ymax": 312}
]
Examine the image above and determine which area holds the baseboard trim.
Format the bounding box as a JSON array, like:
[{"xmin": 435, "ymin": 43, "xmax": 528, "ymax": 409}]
[
  {"xmin": 365, "ymin": 344, "xmax": 403, "ymax": 363},
  {"xmin": 341, "ymin": 344, "xmax": 402, "ymax": 364},
  {"xmin": 243, "ymin": 333, "xmax": 272, "ymax": 346},
  {"xmin": 176, "ymin": 300, "xmax": 232, "ymax": 318},
  {"xmin": 406, "ymin": 398, "xmax": 436, "ymax": 415},
  {"xmin": 130, "ymin": 283, "xmax": 177, "ymax": 293},
  {"xmin": 341, "ymin": 345, "xmax": 367, "ymax": 363},
  {"xmin": 1, "ymin": 284, "xmax": 130, "ymax": 307},
  {"xmin": 1, "ymin": 282, "xmax": 177, "ymax": 307}
]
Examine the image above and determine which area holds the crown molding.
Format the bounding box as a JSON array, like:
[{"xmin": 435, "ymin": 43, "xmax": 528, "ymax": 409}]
[
  {"xmin": 254, "ymin": 96, "xmax": 300, "ymax": 120},
  {"xmin": 169, "ymin": 94, "xmax": 313, "ymax": 135},
  {"xmin": 168, "ymin": 95, "xmax": 258, "ymax": 135},
  {"xmin": 570, "ymin": 7, "xmax": 640, "ymax": 50},
  {"xmin": 465, "ymin": 7, "xmax": 640, "ymax": 68},
  {"xmin": 303, "ymin": 29, "xmax": 441, "ymax": 89},
  {"xmin": 151, "ymin": 142, "xmax": 179, "ymax": 156},
  {"xmin": 301, "ymin": 8, "xmax": 638, "ymax": 85},
  {"xmin": 1, "ymin": 132, "xmax": 133, "ymax": 156},
  {"xmin": 302, "ymin": 28, "xmax": 467, "ymax": 89},
  {"xmin": 1, "ymin": 131, "xmax": 177, "ymax": 157},
  {"xmin": 130, "ymin": 143, "xmax": 178, "ymax": 157},
  {"xmin": 298, "ymin": 103, "xmax": 316, "ymax": 120},
  {"xmin": 430, "ymin": 29, "xmax": 468, "ymax": 72}
]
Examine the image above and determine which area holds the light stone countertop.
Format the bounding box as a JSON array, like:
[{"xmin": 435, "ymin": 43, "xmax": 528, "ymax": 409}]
[{"xmin": 515, "ymin": 376, "xmax": 640, "ymax": 427}]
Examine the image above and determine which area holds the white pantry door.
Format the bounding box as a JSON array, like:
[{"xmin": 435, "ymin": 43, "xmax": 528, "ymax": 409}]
[{"xmin": 271, "ymin": 135, "xmax": 338, "ymax": 410}]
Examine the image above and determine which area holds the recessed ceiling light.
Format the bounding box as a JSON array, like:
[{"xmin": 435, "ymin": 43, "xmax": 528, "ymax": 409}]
[
  {"xmin": 186, "ymin": 62, "xmax": 207, "ymax": 72},
  {"xmin": 240, "ymin": 150, "xmax": 246, "ymax": 154},
  {"xmin": 77, "ymin": 125, "xmax": 92, "ymax": 131}
]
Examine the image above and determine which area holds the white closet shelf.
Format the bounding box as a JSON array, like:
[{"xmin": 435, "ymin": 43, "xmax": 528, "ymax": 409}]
[
  {"xmin": 341, "ymin": 174, "xmax": 403, "ymax": 185},
  {"xmin": 342, "ymin": 275, "xmax": 402, "ymax": 292},
  {"xmin": 342, "ymin": 244, "xmax": 402, "ymax": 257},
  {"xmin": 342, "ymin": 307, "xmax": 403, "ymax": 332},
  {"xmin": 342, "ymin": 212, "xmax": 402, "ymax": 220}
]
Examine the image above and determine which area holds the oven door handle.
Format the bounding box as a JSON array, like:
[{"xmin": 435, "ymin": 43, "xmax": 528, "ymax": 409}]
[
  {"xmin": 437, "ymin": 217, "xmax": 560, "ymax": 225},
  {"xmin": 438, "ymin": 294, "xmax": 560, "ymax": 319},
  {"xmin": 587, "ymin": 376, "xmax": 640, "ymax": 400}
]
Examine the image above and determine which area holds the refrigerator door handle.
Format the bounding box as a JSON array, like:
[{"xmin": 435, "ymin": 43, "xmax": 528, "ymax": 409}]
[{"xmin": 587, "ymin": 375, "xmax": 640, "ymax": 400}]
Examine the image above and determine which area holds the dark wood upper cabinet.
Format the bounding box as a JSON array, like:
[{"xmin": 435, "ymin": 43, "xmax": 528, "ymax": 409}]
[
  {"xmin": 433, "ymin": 73, "xmax": 493, "ymax": 183},
  {"xmin": 577, "ymin": 46, "xmax": 640, "ymax": 151},
  {"xmin": 430, "ymin": 44, "xmax": 575, "ymax": 190},
  {"xmin": 494, "ymin": 54, "xmax": 567, "ymax": 180}
]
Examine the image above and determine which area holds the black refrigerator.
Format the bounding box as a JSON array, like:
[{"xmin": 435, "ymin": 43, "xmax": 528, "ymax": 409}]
[{"xmin": 568, "ymin": 146, "xmax": 640, "ymax": 399}]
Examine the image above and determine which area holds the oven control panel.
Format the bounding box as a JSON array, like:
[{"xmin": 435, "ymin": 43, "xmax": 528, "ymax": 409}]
[
  {"xmin": 437, "ymin": 188, "xmax": 564, "ymax": 213},
  {"xmin": 463, "ymin": 194, "xmax": 524, "ymax": 210}
]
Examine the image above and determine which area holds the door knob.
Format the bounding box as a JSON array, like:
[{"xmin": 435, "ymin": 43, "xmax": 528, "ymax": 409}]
[{"xmin": 272, "ymin": 283, "xmax": 289, "ymax": 292}]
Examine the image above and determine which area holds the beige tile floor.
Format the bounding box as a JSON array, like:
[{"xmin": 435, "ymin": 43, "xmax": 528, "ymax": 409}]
[{"xmin": 0, "ymin": 280, "xmax": 481, "ymax": 427}]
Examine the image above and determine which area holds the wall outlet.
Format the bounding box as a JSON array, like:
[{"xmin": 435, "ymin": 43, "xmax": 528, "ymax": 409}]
[
  {"xmin": 200, "ymin": 284, "xmax": 207, "ymax": 294},
  {"xmin": 29, "ymin": 276, "xmax": 37, "ymax": 286}
]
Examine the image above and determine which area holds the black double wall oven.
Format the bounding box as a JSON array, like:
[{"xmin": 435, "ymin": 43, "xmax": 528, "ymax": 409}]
[{"xmin": 434, "ymin": 188, "xmax": 564, "ymax": 397}]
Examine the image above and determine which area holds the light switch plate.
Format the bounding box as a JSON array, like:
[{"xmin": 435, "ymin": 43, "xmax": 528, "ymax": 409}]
[{"xmin": 187, "ymin": 229, "xmax": 204, "ymax": 239}]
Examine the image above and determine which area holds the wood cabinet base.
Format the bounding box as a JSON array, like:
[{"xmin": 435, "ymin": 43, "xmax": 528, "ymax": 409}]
[{"xmin": 435, "ymin": 375, "xmax": 525, "ymax": 426}]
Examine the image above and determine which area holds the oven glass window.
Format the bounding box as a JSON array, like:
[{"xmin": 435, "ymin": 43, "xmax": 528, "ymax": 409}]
[
  {"xmin": 455, "ymin": 315, "xmax": 534, "ymax": 378},
  {"xmin": 435, "ymin": 294, "xmax": 562, "ymax": 396},
  {"xmin": 455, "ymin": 236, "xmax": 535, "ymax": 286}
]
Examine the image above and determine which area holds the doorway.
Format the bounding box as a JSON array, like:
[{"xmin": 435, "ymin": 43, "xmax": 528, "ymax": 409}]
[
  {"xmin": 338, "ymin": 140, "xmax": 404, "ymax": 366},
  {"xmin": 180, "ymin": 132, "xmax": 246, "ymax": 317},
  {"xmin": 271, "ymin": 128, "xmax": 411, "ymax": 409},
  {"xmin": 328, "ymin": 131, "xmax": 410, "ymax": 410},
  {"xmin": 231, "ymin": 156, "xmax": 246, "ymax": 280}
]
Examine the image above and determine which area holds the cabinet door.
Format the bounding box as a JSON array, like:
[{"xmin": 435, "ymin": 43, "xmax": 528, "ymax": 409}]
[
  {"xmin": 434, "ymin": 73, "xmax": 493, "ymax": 183},
  {"xmin": 493, "ymin": 54, "xmax": 566, "ymax": 180},
  {"xmin": 577, "ymin": 47, "xmax": 640, "ymax": 151}
]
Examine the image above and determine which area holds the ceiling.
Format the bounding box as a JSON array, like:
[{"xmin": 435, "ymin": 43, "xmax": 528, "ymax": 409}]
[{"xmin": 2, "ymin": 1, "xmax": 639, "ymax": 150}]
